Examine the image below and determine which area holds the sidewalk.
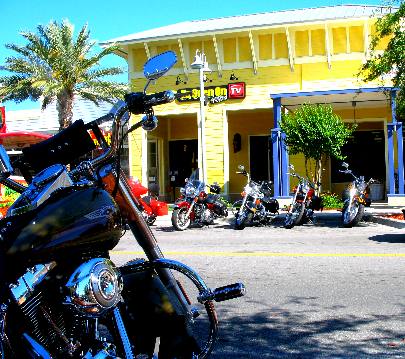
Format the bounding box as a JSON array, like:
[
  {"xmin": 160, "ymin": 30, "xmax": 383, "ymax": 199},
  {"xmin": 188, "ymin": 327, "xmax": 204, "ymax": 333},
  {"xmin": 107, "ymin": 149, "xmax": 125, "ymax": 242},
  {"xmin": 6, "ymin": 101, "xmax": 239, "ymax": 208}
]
[{"xmin": 162, "ymin": 201, "xmax": 405, "ymax": 229}]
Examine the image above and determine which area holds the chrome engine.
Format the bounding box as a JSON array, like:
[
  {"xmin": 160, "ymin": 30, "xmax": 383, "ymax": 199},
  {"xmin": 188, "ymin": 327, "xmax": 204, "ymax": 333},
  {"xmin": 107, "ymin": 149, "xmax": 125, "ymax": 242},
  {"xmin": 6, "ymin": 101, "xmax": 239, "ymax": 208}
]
[
  {"xmin": 8, "ymin": 259, "xmax": 124, "ymax": 358},
  {"xmin": 65, "ymin": 258, "xmax": 123, "ymax": 316}
]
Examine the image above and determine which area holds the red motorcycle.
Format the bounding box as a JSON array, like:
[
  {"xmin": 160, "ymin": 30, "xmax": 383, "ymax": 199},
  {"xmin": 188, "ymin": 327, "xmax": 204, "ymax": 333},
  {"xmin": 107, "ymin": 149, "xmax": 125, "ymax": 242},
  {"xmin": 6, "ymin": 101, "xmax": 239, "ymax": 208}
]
[
  {"xmin": 128, "ymin": 178, "xmax": 168, "ymax": 225},
  {"xmin": 171, "ymin": 170, "xmax": 228, "ymax": 230}
]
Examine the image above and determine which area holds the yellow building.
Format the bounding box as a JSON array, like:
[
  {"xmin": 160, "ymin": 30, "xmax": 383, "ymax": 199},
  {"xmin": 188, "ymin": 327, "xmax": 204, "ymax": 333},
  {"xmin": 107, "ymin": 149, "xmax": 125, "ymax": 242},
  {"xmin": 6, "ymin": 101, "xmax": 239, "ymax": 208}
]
[{"xmin": 102, "ymin": 4, "xmax": 403, "ymax": 205}]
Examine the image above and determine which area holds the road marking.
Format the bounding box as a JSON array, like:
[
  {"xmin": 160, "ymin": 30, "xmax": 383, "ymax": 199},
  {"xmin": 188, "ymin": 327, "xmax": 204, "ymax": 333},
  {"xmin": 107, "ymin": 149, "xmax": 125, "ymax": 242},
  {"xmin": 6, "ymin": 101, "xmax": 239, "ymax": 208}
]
[{"xmin": 111, "ymin": 251, "xmax": 405, "ymax": 258}]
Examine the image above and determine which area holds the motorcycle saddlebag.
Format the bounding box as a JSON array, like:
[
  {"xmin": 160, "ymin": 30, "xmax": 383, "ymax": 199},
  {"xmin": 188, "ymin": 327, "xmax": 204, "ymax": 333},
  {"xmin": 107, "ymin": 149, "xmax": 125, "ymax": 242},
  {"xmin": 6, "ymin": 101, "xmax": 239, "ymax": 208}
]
[
  {"xmin": 213, "ymin": 200, "xmax": 228, "ymax": 217},
  {"xmin": 310, "ymin": 196, "xmax": 323, "ymax": 211},
  {"xmin": 150, "ymin": 199, "xmax": 168, "ymax": 216},
  {"xmin": 263, "ymin": 197, "xmax": 279, "ymax": 213},
  {"xmin": 21, "ymin": 120, "xmax": 96, "ymax": 173}
]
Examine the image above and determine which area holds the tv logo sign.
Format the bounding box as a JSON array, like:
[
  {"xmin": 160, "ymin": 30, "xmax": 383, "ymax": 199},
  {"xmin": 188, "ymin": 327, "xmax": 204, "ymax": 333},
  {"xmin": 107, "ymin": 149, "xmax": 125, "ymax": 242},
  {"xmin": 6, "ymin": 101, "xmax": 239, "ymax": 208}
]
[{"xmin": 227, "ymin": 82, "xmax": 246, "ymax": 99}]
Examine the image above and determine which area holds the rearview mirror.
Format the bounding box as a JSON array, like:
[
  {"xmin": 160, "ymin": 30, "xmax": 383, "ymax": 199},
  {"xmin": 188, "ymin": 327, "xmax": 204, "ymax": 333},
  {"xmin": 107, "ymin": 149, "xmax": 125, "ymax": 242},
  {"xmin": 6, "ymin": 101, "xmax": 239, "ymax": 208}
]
[
  {"xmin": 0, "ymin": 145, "xmax": 13, "ymax": 179},
  {"xmin": 144, "ymin": 51, "xmax": 177, "ymax": 81},
  {"xmin": 342, "ymin": 162, "xmax": 349, "ymax": 169},
  {"xmin": 237, "ymin": 165, "xmax": 245, "ymax": 171},
  {"xmin": 289, "ymin": 164, "xmax": 295, "ymax": 171}
]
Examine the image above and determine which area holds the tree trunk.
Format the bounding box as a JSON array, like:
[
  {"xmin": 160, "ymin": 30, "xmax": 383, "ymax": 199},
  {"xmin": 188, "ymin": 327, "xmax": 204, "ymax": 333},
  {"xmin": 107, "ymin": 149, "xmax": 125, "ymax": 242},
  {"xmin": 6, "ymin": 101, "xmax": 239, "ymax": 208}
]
[
  {"xmin": 56, "ymin": 91, "xmax": 74, "ymax": 131},
  {"xmin": 316, "ymin": 158, "xmax": 322, "ymax": 195}
]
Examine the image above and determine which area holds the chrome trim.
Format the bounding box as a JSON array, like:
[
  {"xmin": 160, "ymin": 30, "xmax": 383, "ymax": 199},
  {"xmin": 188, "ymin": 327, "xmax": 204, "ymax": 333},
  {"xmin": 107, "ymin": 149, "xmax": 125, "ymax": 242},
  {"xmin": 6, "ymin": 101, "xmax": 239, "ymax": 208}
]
[
  {"xmin": 113, "ymin": 307, "xmax": 134, "ymax": 359},
  {"xmin": 65, "ymin": 258, "xmax": 122, "ymax": 315},
  {"xmin": 10, "ymin": 262, "xmax": 56, "ymax": 306}
]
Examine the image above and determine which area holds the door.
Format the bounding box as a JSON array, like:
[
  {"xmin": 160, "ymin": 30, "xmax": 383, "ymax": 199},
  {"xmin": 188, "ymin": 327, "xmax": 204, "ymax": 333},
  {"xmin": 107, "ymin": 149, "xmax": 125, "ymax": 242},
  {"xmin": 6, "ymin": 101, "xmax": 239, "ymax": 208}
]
[
  {"xmin": 249, "ymin": 135, "xmax": 273, "ymax": 183},
  {"xmin": 331, "ymin": 130, "xmax": 386, "ymax": 183},
  {"xmin": 169, "ymin": 139, "xmax": 198, "ymax": 187},
  {"xmin": 147, "ymin": 139, "xmax": 158, "ymax": 187}
]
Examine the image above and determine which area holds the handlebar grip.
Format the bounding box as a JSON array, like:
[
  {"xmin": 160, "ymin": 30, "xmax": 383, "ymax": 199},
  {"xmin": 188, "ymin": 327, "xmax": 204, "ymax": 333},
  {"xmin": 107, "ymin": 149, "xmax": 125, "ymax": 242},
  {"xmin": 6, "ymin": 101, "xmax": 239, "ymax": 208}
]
[
  {"xmin": 212, "ymin": 283, "xmax": 246, "ymax": 302},
  {"xmin": 125, "ymin": 91, "xmax": 175, "ymax": 115},
  {"xmin": 144, "ymin": 90, "xmax": 175, "ymax": 107}
]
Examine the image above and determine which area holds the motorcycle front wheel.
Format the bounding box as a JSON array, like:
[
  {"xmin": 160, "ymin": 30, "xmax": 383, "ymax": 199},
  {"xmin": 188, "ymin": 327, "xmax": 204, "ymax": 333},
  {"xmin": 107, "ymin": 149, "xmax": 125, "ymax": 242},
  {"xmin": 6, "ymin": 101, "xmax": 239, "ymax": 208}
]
[
  {"xmin": 172, "ymin": 207, "xmax": 191, "ymax": 231},
  {"xmin": 342, "ymin": 202, "xmax": 364, "ymax": 228},
  {"xmin": 284, "ymin": 202, "xmax": 305, "ymax": 229},
  {"xmin": 234, "ymin": 208, "xmax": 252, "ymax": 230}
]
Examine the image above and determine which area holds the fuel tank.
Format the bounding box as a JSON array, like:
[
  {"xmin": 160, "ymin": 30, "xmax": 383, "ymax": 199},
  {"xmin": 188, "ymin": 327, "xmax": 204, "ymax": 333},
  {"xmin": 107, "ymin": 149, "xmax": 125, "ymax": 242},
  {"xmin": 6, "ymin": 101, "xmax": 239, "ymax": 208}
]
[{"xmin": 2, "ymin": 187, "xmax": 122, "ymax": 267}]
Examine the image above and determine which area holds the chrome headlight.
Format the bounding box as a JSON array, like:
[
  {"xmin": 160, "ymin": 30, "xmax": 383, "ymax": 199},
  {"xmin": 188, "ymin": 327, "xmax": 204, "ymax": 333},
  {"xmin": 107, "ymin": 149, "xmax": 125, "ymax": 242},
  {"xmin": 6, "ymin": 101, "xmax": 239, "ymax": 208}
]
[
  {"xmin": 185, "ymin": 186, "xmax": 196, "ymax": 197},
  {"xmin": 66, "ymin": 258, "xmax": 122, "ymax": 316}
]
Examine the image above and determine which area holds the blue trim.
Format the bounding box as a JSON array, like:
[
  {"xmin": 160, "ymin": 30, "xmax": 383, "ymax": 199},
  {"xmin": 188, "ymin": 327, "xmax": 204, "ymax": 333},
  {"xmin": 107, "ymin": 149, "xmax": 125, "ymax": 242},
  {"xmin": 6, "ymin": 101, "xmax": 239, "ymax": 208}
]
[
  {"xmin": 396, "ymin": 122, "xmax": 404, "ymax": 194},
  {"xmin": 391, "ymin": 90, "xmax": 397, "ymax": 123},
  {"xmin": 281, "ymin": 132, "xmax": 289, "ymax": 196},
  {"xmin": 387, "ymin": 194, "xmax": 405, "ymax": 197},
  {"xmin": 387, "ymin": 123, "xmax": 396, "ymax": 195},
  {"xmin": 271, "ymin": 128, "xmax": 281, "ymax": 197},
  {"xmin": 270, "ymin": 87, "xmax": 399, "ymax": 99},
  {"xmin": 273, "ymin": 97, "xmax": 282, "ymax": 127}
]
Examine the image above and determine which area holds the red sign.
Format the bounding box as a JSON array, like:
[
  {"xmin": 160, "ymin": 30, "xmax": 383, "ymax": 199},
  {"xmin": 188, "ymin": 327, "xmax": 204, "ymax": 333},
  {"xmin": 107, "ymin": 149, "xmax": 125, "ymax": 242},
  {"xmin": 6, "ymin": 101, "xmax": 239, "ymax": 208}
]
[
  {"xmin": 0, "ymin": 107, "xmax": 6, "ymax": 134},
  {"xmin": 227, "ymin": 82, "xmax": 246, "ymax": 99}
]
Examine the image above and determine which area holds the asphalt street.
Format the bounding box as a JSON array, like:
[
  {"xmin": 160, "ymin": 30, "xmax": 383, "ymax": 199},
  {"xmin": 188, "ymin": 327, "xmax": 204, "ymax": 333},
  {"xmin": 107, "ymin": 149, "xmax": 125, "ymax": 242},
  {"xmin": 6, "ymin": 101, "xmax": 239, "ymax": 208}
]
[{"xmin": 110, "ymin": 213, "xmax": 405, "ymax": 358}]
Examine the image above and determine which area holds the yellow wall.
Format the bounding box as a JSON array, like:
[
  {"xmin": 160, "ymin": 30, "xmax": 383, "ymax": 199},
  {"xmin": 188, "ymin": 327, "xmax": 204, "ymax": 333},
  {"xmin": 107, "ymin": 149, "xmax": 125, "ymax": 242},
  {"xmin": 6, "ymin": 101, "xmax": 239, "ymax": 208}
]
[
  {"xmin": 227, "ymin": 109, "xmax": 273, "ymax": 194},
  {"xmin": 126, "ymin": 15, "xmax": 393, "ymax": 199}
]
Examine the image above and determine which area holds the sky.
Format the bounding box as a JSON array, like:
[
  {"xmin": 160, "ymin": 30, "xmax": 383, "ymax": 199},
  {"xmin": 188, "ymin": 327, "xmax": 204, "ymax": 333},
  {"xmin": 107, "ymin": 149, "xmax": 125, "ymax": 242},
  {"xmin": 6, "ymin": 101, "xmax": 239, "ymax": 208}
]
[{"xmin": 0, "ymin": 0, "xmax": 386, "ymax": 111}]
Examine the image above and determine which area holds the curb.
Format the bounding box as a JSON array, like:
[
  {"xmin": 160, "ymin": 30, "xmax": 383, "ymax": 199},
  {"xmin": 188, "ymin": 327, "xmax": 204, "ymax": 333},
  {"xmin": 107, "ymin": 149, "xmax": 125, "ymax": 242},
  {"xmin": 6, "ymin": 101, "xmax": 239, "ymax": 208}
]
[{"xmin": 367, "ymin": 215, "xmax": 405, "ymax": 229}]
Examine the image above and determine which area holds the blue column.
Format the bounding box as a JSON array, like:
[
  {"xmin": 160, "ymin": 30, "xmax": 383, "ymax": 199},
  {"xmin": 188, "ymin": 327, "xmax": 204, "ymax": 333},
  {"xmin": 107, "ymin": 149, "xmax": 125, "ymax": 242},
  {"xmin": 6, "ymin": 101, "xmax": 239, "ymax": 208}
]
[
  {"xmin": 281, "ymin": 132, "xmax": 289, "ymax": 196},
  {"xmin": 271, "ymin": 128, "xmax": 281, "ymax": 197},
  {"xmin": 273, "ymin": 97, "xmax": 281, "ymax": 127},
  {"xmin": 391, "ymin": 90, "xmax": 403, "ymax": 195},
  {"xmin": 387, "ymin": 123, "xmax": 396, "ymax": 194},
  {"xmin": 272, "ymin": 97, "xmax": 282, "ymax": 197},
  {"xmin": 396, "ymin": 122, "xmax": 404, "ymax": 194}
]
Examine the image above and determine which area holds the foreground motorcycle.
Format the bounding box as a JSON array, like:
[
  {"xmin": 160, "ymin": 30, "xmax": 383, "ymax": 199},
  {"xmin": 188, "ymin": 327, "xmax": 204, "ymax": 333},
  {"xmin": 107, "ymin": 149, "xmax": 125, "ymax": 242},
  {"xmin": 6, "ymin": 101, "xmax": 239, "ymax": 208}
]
[
  {"xmin": 284, "ymin": 165, "xmax": 323, "ymax": 229},
  {"xmin": 128, "ymin": 178, "xmax": 168, "ymax": 225},
  {"xmin": 233, "ymin": 165, "xmax": 279, "ymax": 230},
  {"xmin": 0, "ymin": 51, "xmax": 245, "ymax": 359},
  {"xmin": 171, "ymin": 171, "xmax": 228, "ymax": 231},
  {"xmin": 340, "ymin": 162, "xmax": 373, "ymax": 227}
]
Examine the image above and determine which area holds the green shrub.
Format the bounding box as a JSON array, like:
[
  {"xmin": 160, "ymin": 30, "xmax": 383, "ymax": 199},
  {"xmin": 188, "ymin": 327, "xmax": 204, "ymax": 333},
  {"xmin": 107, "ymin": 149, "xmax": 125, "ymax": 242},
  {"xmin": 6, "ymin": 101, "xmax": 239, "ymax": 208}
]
[{"xmin": 320, "ymin": 192, "xmax": 343, "ymax": 209}]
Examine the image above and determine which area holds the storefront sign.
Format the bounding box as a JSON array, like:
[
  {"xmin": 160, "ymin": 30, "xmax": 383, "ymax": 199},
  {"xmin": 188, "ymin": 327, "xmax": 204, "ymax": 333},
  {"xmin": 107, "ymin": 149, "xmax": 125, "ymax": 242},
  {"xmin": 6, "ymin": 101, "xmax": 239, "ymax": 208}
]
[{"xmin": 176, "ymin": 82, "xmax": 245, "ymax": 103}]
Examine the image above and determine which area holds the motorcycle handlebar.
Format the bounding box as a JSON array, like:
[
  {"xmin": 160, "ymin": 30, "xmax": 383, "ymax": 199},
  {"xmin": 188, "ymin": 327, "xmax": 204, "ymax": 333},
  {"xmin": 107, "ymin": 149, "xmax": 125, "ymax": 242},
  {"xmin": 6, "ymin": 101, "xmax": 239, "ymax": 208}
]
[
  {"xmin": 124, "ymin": 90, "xmax": 175, "ymax": 115},
  {"xmin": 88, "ymin": 90, "xmax": 175, "ymax": 170}
]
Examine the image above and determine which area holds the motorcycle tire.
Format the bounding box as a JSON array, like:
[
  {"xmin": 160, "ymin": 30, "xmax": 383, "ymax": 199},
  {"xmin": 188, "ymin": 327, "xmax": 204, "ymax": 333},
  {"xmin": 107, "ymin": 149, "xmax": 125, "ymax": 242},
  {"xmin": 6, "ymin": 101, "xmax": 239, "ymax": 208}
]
[
  {"xmin": 172, "ymin": 207, "xmax": 191, "ymax": 231},
  {"xmin": 284, "ymin": 202, "xmax": 305, "ymax": 229},
  {"xmin": 231, "ymin": 200, "xmax": 243, "ymax": 216},
  {"xmin": 234, "ymin": 209, "xmax": 251, "ymax": 230},
  {"xmin": 342, "ymin": 202, "xmax": 364, "ymax": 228}
]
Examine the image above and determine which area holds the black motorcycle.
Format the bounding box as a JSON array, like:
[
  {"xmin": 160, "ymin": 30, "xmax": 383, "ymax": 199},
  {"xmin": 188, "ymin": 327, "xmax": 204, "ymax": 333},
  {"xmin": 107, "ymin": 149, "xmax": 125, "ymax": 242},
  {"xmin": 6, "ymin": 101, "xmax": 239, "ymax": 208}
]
[
  {"xmin": 232, "ymin": 165, "xmax": 279, "ymax": 230},
  {"xmin": 0, "ymin": 51, "xmax": 245, "ymax": 359},
  {"xmin": 284, "ymin": 165, "xmax": 323, "ymax": 229},
  {"xmin": 340, "ymin": 162, "xmax": 373, "ymax": 227}
]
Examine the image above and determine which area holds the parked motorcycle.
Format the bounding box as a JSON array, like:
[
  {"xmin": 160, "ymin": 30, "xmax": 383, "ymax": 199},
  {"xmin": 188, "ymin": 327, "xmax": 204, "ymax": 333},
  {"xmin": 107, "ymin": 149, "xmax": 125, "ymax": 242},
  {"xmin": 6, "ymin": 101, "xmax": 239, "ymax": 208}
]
[
  {"xmin": 171, "ymin": 171, "xmax": 228, "ymax": 231},
  {"xmin": 233, "ymin": 165, "xmax": 279, "ymax": 230},
  {"xmin": 340, "ymin": 162, "xmax": 373, "ymax": 227},
  {"xmin": 284, "ymin": 165, "xmax": 323, "ymax": 229},
  {"xmin": 0, "ymin": 51, "xmax": 245, "ymax": 359},
  {"xmin": 128, "ymin": 178, "xmax": 168, "ymax": 225}
]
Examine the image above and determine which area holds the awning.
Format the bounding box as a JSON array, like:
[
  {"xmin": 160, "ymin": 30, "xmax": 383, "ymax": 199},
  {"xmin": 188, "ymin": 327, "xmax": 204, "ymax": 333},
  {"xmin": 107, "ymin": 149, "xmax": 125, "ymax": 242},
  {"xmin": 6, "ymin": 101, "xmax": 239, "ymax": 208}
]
[{"xmin": 271, "ymin": 87, "xmax": 397, "ymax": 111}]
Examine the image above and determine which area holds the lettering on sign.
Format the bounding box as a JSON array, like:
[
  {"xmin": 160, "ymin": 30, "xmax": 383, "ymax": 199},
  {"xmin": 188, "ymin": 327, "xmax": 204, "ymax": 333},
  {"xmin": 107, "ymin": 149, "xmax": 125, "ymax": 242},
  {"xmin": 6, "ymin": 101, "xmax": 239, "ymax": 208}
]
[{"xmin": 176, "ymin": 83, "xmax": 245, "ymax": 103}]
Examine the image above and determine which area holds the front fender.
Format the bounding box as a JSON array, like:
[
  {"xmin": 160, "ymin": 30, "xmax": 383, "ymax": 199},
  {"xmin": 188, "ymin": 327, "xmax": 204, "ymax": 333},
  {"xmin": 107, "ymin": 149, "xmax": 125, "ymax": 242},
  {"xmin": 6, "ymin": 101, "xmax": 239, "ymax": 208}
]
[{"xmin": 173, "ymin": 200, "xmax": 191, "ymax": 210}]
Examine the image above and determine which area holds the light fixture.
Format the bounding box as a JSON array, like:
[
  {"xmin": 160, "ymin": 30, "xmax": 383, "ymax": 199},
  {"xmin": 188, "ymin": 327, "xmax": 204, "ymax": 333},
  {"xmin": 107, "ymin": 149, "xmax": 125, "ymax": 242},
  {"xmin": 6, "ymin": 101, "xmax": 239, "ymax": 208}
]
[
  {"xmin": 175, "ymin": 75, "xmax": 186, "ymax": 85},
  {"xmin": 229, "ymin": 73, "xmax": 238, "ymax": 81},
  {"xmin": 203, "ymin": 74, "xmax": 212, "ymax": 83}
]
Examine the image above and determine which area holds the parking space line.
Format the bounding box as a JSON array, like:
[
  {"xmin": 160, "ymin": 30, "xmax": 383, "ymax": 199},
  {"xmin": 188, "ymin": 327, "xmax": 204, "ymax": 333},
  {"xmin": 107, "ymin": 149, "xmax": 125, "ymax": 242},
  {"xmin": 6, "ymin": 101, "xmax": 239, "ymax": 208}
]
[{"xmin": 111, "ymin": 251, "xmax": 405, "ymax": 257}]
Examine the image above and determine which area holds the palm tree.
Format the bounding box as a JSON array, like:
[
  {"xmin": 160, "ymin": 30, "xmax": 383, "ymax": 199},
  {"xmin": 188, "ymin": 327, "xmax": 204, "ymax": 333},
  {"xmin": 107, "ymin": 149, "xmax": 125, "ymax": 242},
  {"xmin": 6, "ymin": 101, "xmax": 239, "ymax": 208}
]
[{"xmin": 0, "ymin": 20, "xmax": 127, "ymax": 130}]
